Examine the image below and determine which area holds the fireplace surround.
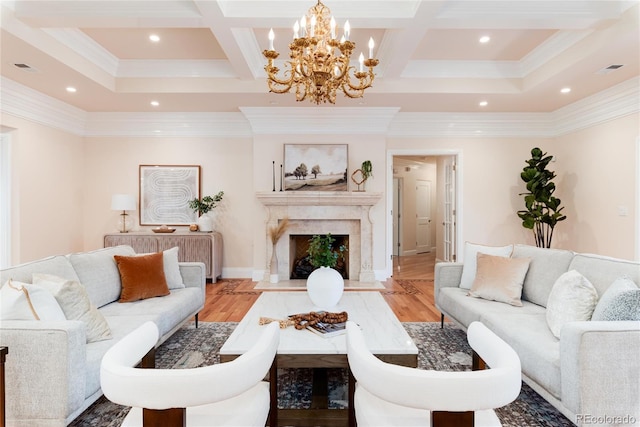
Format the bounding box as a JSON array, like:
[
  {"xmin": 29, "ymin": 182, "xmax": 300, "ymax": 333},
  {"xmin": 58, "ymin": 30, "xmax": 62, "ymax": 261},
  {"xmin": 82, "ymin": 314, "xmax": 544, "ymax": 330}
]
[{"xmin": 257, "ymin": 191, "xmax": 382, "ymax": 283}]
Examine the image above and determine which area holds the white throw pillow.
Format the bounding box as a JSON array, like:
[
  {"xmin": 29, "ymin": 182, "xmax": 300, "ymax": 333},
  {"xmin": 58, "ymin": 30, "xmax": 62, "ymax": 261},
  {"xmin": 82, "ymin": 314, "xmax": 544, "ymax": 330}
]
[
  {"xmin": 546, "ymin": 270, "xmax": 598, "ymax": 338},
  {"xmin": 138, "ymin": 247, "xmax": 184, "ymax": 290},
  {"xmin": 459, "ymin": 242, "xmax": 513, "ymax": 289},
  {"xmin": 32, "ymin": 273, "xmax": 113, "ymax": 343},
  {"xmin": 0, "ymin": 279, "xmax": 66, "ymax": 321},
  {"xmin": 592, "ymin": 277, "xmax": 638, "ymax": 321}
]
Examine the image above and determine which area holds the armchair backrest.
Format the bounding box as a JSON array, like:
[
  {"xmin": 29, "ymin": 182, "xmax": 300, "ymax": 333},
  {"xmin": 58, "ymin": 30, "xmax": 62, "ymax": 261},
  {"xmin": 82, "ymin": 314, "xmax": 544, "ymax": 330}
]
[
  {"xmin": 100, "ymin": 321, "xmax": 279, "ymax": 410},
  {"xmin": 346, "ymin": 321, "xmax": 521, "ymax": 413}
]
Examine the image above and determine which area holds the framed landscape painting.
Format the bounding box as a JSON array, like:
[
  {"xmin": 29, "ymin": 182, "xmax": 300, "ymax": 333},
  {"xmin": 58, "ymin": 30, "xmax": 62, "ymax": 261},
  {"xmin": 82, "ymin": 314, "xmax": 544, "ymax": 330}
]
[
  {"xmin": 139, "ymin": 165, "xmax": 201, "ymax": 225},
  {"xmin": 284, "ymin": 144, "xmax": 348, "ymax": 191}
]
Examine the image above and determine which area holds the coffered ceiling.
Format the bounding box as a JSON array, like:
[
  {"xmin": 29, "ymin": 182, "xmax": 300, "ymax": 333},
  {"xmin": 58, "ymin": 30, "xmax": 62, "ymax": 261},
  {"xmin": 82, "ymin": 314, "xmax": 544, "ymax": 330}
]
[{"xmin": 1, "ymin": 0, "xmax": 638, "ymax": 115}]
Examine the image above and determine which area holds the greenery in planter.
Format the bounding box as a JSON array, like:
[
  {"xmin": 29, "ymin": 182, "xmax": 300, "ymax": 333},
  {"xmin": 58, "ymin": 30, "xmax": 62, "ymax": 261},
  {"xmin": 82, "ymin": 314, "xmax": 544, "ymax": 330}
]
[
  {"xmin": 307, "ymin": 233, "xmax": 347, "ymax": 269},
  {"xmin": 517, "ymin": 148, "xmax": 566, "ymax": 248},
  {"xmin": 188, "ymin": 191, "xmax": 224, "ymax": 215},
  {"xmin": 361, "ymin": 160, "xmax": 373, "ymax": 180}
]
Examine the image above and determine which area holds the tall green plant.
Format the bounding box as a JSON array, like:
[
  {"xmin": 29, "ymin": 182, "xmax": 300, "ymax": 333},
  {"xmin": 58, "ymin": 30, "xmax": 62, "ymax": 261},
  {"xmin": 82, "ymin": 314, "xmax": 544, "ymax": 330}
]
[{"xmin": 517, "ymin": 148, "xmax": 566, "ymax": 248}]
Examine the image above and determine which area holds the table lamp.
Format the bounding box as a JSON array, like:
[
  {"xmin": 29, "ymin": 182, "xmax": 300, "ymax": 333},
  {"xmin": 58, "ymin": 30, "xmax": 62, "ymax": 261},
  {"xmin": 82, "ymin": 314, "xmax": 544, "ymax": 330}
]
[{"xmin": 111, "ymin": 194, "xmax": 136, "ymax": 233}]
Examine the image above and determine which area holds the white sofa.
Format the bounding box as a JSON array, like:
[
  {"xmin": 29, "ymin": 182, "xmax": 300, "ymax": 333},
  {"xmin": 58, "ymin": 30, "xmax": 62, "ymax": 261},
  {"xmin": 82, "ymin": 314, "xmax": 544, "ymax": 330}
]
[
  {"xmin": 435, "ymin": 244, "xmax": 640, "ymax": 426},
  {"xmin": 0, "ymin": 245, "xmax": 206, "ymax": 426}
]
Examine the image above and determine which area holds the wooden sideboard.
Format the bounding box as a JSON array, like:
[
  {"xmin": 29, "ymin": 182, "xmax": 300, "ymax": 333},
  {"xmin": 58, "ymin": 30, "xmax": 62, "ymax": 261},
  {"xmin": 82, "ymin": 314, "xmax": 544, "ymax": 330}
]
[{"xmin": 104, "ymin": 231, "xmax": 222, "ymax": 282}]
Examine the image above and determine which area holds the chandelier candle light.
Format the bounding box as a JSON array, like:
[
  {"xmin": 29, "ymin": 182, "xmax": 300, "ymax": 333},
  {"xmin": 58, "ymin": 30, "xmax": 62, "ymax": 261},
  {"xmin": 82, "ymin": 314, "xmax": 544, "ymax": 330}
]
[{"xmin": 263, "ymin": 0, "xmax": 379, "ymax": 104}]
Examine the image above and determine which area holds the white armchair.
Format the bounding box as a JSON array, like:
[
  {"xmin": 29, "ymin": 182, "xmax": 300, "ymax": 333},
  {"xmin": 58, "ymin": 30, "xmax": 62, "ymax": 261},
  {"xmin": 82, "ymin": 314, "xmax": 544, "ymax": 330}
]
[
  {"xmin": 100, "ymin": 321, "xmax": 280, "ymax": 427},
  {"xmin": 346, "ymin": 321, "xmax": 521, "ymax": 427}
]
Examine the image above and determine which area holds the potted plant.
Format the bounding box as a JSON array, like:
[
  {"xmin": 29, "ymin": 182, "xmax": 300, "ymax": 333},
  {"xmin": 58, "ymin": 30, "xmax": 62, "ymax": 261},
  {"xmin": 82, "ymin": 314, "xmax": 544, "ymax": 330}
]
[
  {"xmin": 306, "ymin": 234, "xmax": 347, "ymax": 308},
  {"xmin": 188, "ymin": 191, "xmax": 224, "ymax": 232},
  {"xmin": 517, "ymin": 148, "xmax": 566, "ymax": 248},
  {"xmin": 361, "ymin": 160, "xmax": 373, "ymax": 180}
]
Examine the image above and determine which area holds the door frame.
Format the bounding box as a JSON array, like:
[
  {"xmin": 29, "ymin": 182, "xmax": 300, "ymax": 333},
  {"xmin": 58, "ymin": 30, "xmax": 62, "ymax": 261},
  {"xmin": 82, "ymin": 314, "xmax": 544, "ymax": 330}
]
[{"xmin": 386, "ymin": 149, "xmax": 464, "ymax": 278}]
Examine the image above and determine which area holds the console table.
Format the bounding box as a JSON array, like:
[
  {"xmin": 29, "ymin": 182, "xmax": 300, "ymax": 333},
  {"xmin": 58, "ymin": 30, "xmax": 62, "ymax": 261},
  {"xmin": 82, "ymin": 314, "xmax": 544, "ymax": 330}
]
[{"xmin": 104, "ymin": 231, "xmax": 222, "ymax": 282}]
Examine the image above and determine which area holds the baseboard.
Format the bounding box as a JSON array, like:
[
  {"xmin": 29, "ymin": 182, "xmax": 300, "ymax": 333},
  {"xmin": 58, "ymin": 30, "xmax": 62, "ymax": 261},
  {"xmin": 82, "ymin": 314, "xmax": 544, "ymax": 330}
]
[{"xmin": 220, "ymin": 267, "xmax": 253, "ymax": 279}]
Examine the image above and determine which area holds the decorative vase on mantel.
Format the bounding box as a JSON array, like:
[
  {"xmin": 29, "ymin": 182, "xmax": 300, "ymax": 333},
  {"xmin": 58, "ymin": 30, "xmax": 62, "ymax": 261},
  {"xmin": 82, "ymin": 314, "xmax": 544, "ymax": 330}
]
[
  {"xmin": 269, "ymin": 244, "xmax": 279, "ymax": 284},
  {"xmin": 306, "ymin": 266, "xmax": 344, "ymax": 309}
]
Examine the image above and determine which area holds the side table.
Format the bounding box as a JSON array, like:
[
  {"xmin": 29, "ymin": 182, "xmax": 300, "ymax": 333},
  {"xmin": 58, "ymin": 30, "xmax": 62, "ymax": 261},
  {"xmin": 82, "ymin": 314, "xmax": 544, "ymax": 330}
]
[{"xmin": 104, "ymin": 231, "xmax": 222, "ymax": 282}]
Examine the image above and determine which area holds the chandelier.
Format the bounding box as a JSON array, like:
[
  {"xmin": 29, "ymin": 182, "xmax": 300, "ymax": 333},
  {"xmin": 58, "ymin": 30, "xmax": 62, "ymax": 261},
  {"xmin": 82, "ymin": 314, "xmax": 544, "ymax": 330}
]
[{"xmin": 263, "ymin": 0, "xmax": 379, "ymax": 104}]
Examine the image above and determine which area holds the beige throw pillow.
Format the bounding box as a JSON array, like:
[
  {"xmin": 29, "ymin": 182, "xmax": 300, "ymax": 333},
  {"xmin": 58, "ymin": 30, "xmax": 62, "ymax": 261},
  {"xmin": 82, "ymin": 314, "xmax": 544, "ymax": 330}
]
[
  {"xmin": 32, "ymin": 273, "xmax": 113, "ymax": 343},
  {"xmin": 468, "ymin": 253, "xmax": 531, "ymax": 307},
  {"xmin": 459, "ymin": 242, "xmax": 514, "ymax": 289},
  {"xmin": 546, "ymin": 270, "xmax": 598, "ymax": 338}
]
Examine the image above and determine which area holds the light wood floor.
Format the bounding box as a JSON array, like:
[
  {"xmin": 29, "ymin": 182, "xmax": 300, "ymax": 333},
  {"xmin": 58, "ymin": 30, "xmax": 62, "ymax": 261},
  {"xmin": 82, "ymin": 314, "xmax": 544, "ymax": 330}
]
[{"xmin": 199, "ymin": 252, "xmax": 441, "ymax": 323}]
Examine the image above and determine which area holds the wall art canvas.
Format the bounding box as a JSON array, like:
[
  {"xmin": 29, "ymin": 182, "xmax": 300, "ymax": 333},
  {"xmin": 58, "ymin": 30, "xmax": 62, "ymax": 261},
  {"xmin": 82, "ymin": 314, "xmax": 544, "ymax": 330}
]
[
  {"xmin": 139, "ymin": 165, "xmax": 201, "ymax": 225},
  {"xmin": 284, "ymin": 144, "xmax": 348, "ymax": 191}
]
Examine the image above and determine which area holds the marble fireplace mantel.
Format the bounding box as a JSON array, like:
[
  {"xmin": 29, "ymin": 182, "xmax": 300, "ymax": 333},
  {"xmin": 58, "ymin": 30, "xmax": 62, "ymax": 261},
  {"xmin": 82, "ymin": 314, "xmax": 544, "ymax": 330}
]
[{"xmin": 257, "ymin": 191, "xmax": 383, "ymax": 282}]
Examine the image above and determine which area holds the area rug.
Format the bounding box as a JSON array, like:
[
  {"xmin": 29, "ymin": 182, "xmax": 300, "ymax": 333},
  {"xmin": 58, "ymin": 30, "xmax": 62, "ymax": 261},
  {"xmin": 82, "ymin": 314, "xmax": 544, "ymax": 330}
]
[{"xmin": 70, "ymin": 322, "xmax": 573, "ymax": 427}]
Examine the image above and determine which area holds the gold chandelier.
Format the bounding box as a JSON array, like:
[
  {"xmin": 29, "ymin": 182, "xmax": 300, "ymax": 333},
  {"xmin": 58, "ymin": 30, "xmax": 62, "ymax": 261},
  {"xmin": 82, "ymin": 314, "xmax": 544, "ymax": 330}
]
[{"xmin": 263, "ymin": 0, "xmax": 379, "ymax": 105}]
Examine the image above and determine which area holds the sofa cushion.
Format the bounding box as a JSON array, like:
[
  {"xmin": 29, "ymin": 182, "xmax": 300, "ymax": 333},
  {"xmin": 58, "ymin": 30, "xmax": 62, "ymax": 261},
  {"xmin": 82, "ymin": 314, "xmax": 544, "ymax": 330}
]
[
  {"xmin": 546, "ymin": 270, "xmax": 598, "ymax": 338},
  {"xmin": 468, "ymin": 253, "xmax": 530, "ymax": 307},
  {"xmin": 33, "ymin": 274, "xmax": 113, "ymax": 343},
  {"xmin": 480, "ymin": 311, "xmax": 561, "ymax": 399},
  {"xmin": 438, "ymin": 287, "xmax": 544, "ymax": 328},
  {"xmin": 592, "ymin": 277, "xmax": 639, "ymax": 321},
  {"xmin": 0, "ymin": 279, "xmax": 66, "ymax": 321},
  {"xmin": 68, "ymin": 245, "xmax": 136, "ymax": 308},
  {"xmin": 0, "ymin": 255, "xmax": 80, "ymax": 285},
  {"xmin": 459, "ymin": 242, "xmax": 513, "ymax": 290},
  {"xmin": 115, "ymin": 252, "xmax": 170, "ymax": 302},
  {"xmin": 511, "ymin": 245, "xmax": 575, "ymax": 308},
  {"xmin": 569, "ymin": 253, "xmax": 640, "ymax": 298}
]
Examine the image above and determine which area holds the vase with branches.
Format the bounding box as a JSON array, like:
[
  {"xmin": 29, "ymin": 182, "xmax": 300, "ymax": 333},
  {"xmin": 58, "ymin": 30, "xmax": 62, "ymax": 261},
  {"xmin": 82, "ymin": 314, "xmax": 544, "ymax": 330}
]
[
  {"xmin": 517, "ymin": 148, "xmax": 566, "ymax": 248},
  {"xmin": 268, "ymin": 217, "xmax": 289, "ymax": 283},
  {"xmin": 188, "ymin": 191, "xmax": 224, "ymax": 232}
]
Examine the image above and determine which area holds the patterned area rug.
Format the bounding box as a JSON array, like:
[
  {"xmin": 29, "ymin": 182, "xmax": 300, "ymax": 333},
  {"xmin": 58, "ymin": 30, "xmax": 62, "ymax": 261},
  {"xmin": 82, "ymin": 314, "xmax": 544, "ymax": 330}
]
[{"xmin": 70, "ymin": 322, "xmax": 573, "ymax": 427}]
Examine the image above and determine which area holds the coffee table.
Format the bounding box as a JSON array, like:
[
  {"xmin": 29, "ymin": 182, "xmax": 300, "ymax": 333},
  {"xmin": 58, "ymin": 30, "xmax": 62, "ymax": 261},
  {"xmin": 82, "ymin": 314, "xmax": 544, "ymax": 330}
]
[{"xmin": 219, "ymin": 291, "xmax": 418, "ymax": 427}]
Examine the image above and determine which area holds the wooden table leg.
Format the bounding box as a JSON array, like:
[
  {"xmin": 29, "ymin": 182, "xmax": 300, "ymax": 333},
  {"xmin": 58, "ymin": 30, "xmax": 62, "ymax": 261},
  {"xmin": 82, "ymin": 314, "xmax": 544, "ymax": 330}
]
[
  {"xmin": 1, "ymin": 347, "xmax": 7, "ymax": 427},
  {"xmin": 269, "ymin": 359, "xmax": 278, "ymax": 427},
  {"xmin": 348, "ymin": 366, "xmax": 356, "ymax": 427}
]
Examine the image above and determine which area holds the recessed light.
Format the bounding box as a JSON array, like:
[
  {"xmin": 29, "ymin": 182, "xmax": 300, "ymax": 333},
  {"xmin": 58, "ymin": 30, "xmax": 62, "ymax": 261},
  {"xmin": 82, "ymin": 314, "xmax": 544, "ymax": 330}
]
[
  {"xmin": 150, "ymin": 101, "xmax": 159, "ymax": 107},
  {"xmin": 66, "ymin": 86, "xmax": 77, "ymax": 93},
  {"xmin": 479, "ymin": 36, "xmax": 490, "ymax": 44},
  {"xmin": 479, "ymin": 101, "xmax": 488, "ymax": 107},
  {"xmin": 560, "ymin": 87, "xmax": 571, "ymax": 94},
  {"xmin": 149, "ymin": 34, "xmax": 160, "ymax": 42}
]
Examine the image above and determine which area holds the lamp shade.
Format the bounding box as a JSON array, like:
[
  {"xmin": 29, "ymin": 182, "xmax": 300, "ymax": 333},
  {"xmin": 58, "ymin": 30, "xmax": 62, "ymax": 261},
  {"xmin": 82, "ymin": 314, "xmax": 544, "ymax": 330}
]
[{"xmin": 111, "ymin": 194, "xmax": 136, "ymax": 211}]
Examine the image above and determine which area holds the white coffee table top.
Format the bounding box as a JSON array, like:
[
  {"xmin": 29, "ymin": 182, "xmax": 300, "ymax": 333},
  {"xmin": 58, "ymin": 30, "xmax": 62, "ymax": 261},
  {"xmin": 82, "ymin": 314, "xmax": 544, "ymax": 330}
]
[{"xmin": 220, "ymin": 291, "xmax": 418, "ymax": 356}]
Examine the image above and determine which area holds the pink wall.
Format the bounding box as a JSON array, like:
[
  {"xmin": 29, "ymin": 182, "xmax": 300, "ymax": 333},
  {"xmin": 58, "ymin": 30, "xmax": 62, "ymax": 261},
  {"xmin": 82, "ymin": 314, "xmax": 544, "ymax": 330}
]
[
  {"xmin": 2, "ymin": 115, "xmax": 85, "ymax": 263},
  {"xmin": 3, "ymin": 111, "xmax": 638, "ymax": 270}
]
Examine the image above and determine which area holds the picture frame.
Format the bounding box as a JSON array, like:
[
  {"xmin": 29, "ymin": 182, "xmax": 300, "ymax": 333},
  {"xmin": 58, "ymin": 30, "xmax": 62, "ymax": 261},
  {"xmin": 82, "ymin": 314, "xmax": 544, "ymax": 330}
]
[
  {"xmin": 284, "ymin": 144, "xmax": 348, "ymax": 191},
  {"xmin": 139, "ymin": 165, "xmax": 201, "ymax": 226}
]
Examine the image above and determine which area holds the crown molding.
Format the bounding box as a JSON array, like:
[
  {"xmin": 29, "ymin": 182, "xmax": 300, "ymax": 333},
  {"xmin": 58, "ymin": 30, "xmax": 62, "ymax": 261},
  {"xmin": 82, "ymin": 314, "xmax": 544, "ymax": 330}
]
[
  {"xmin": 84, "ymin": 112, "xmax": 252, "ymax": 138},
  {"xmin": 240, "ymin": 107, "xmax": 401, "ymax": 135},
  {"xmin": 1, "ymin": 77, "xmax": 637, "ymax": 138},
  {"xmin": 0, "ymin": 77, "xmax": 87, "ymax": 135}
]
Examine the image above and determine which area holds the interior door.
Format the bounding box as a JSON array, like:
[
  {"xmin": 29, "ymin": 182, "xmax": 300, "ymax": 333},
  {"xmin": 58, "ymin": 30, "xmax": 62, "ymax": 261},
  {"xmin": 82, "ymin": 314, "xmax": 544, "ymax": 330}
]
[
  {"xmin": 392, "ymin": 178, "xmax": 402, "ymax": 257},
  {"xmin": 443, "ymin": 157, "xmax": 456, "ymax": 262},
  {"xmin": 416, "ymin": 180, "xmax": 431, "ymax": 253}
]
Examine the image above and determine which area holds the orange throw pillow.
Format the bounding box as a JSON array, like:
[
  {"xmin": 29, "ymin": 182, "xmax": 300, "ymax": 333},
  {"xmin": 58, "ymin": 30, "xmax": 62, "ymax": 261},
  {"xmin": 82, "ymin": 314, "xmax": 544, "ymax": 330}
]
[{"xmin": 114, "ymin": 252, "xmax": 170, "ymax": 302}]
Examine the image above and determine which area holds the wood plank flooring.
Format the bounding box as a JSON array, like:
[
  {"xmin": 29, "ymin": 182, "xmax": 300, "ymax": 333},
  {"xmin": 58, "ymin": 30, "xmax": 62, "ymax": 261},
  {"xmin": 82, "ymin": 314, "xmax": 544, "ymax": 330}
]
[{"xmin": 198, "ymin": 253, "xmax": 441, "ymax": 323}]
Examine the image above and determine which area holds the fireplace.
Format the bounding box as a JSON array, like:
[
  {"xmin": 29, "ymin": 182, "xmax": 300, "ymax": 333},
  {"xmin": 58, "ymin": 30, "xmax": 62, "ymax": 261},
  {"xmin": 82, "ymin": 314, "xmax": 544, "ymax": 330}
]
[
  {"xmin": 256, "ymin": 191, "xmax": 382, "ymax": 283},
  {"xmin": 289, "ymin": 234, "xmax": 349, "ymax": 279}
]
